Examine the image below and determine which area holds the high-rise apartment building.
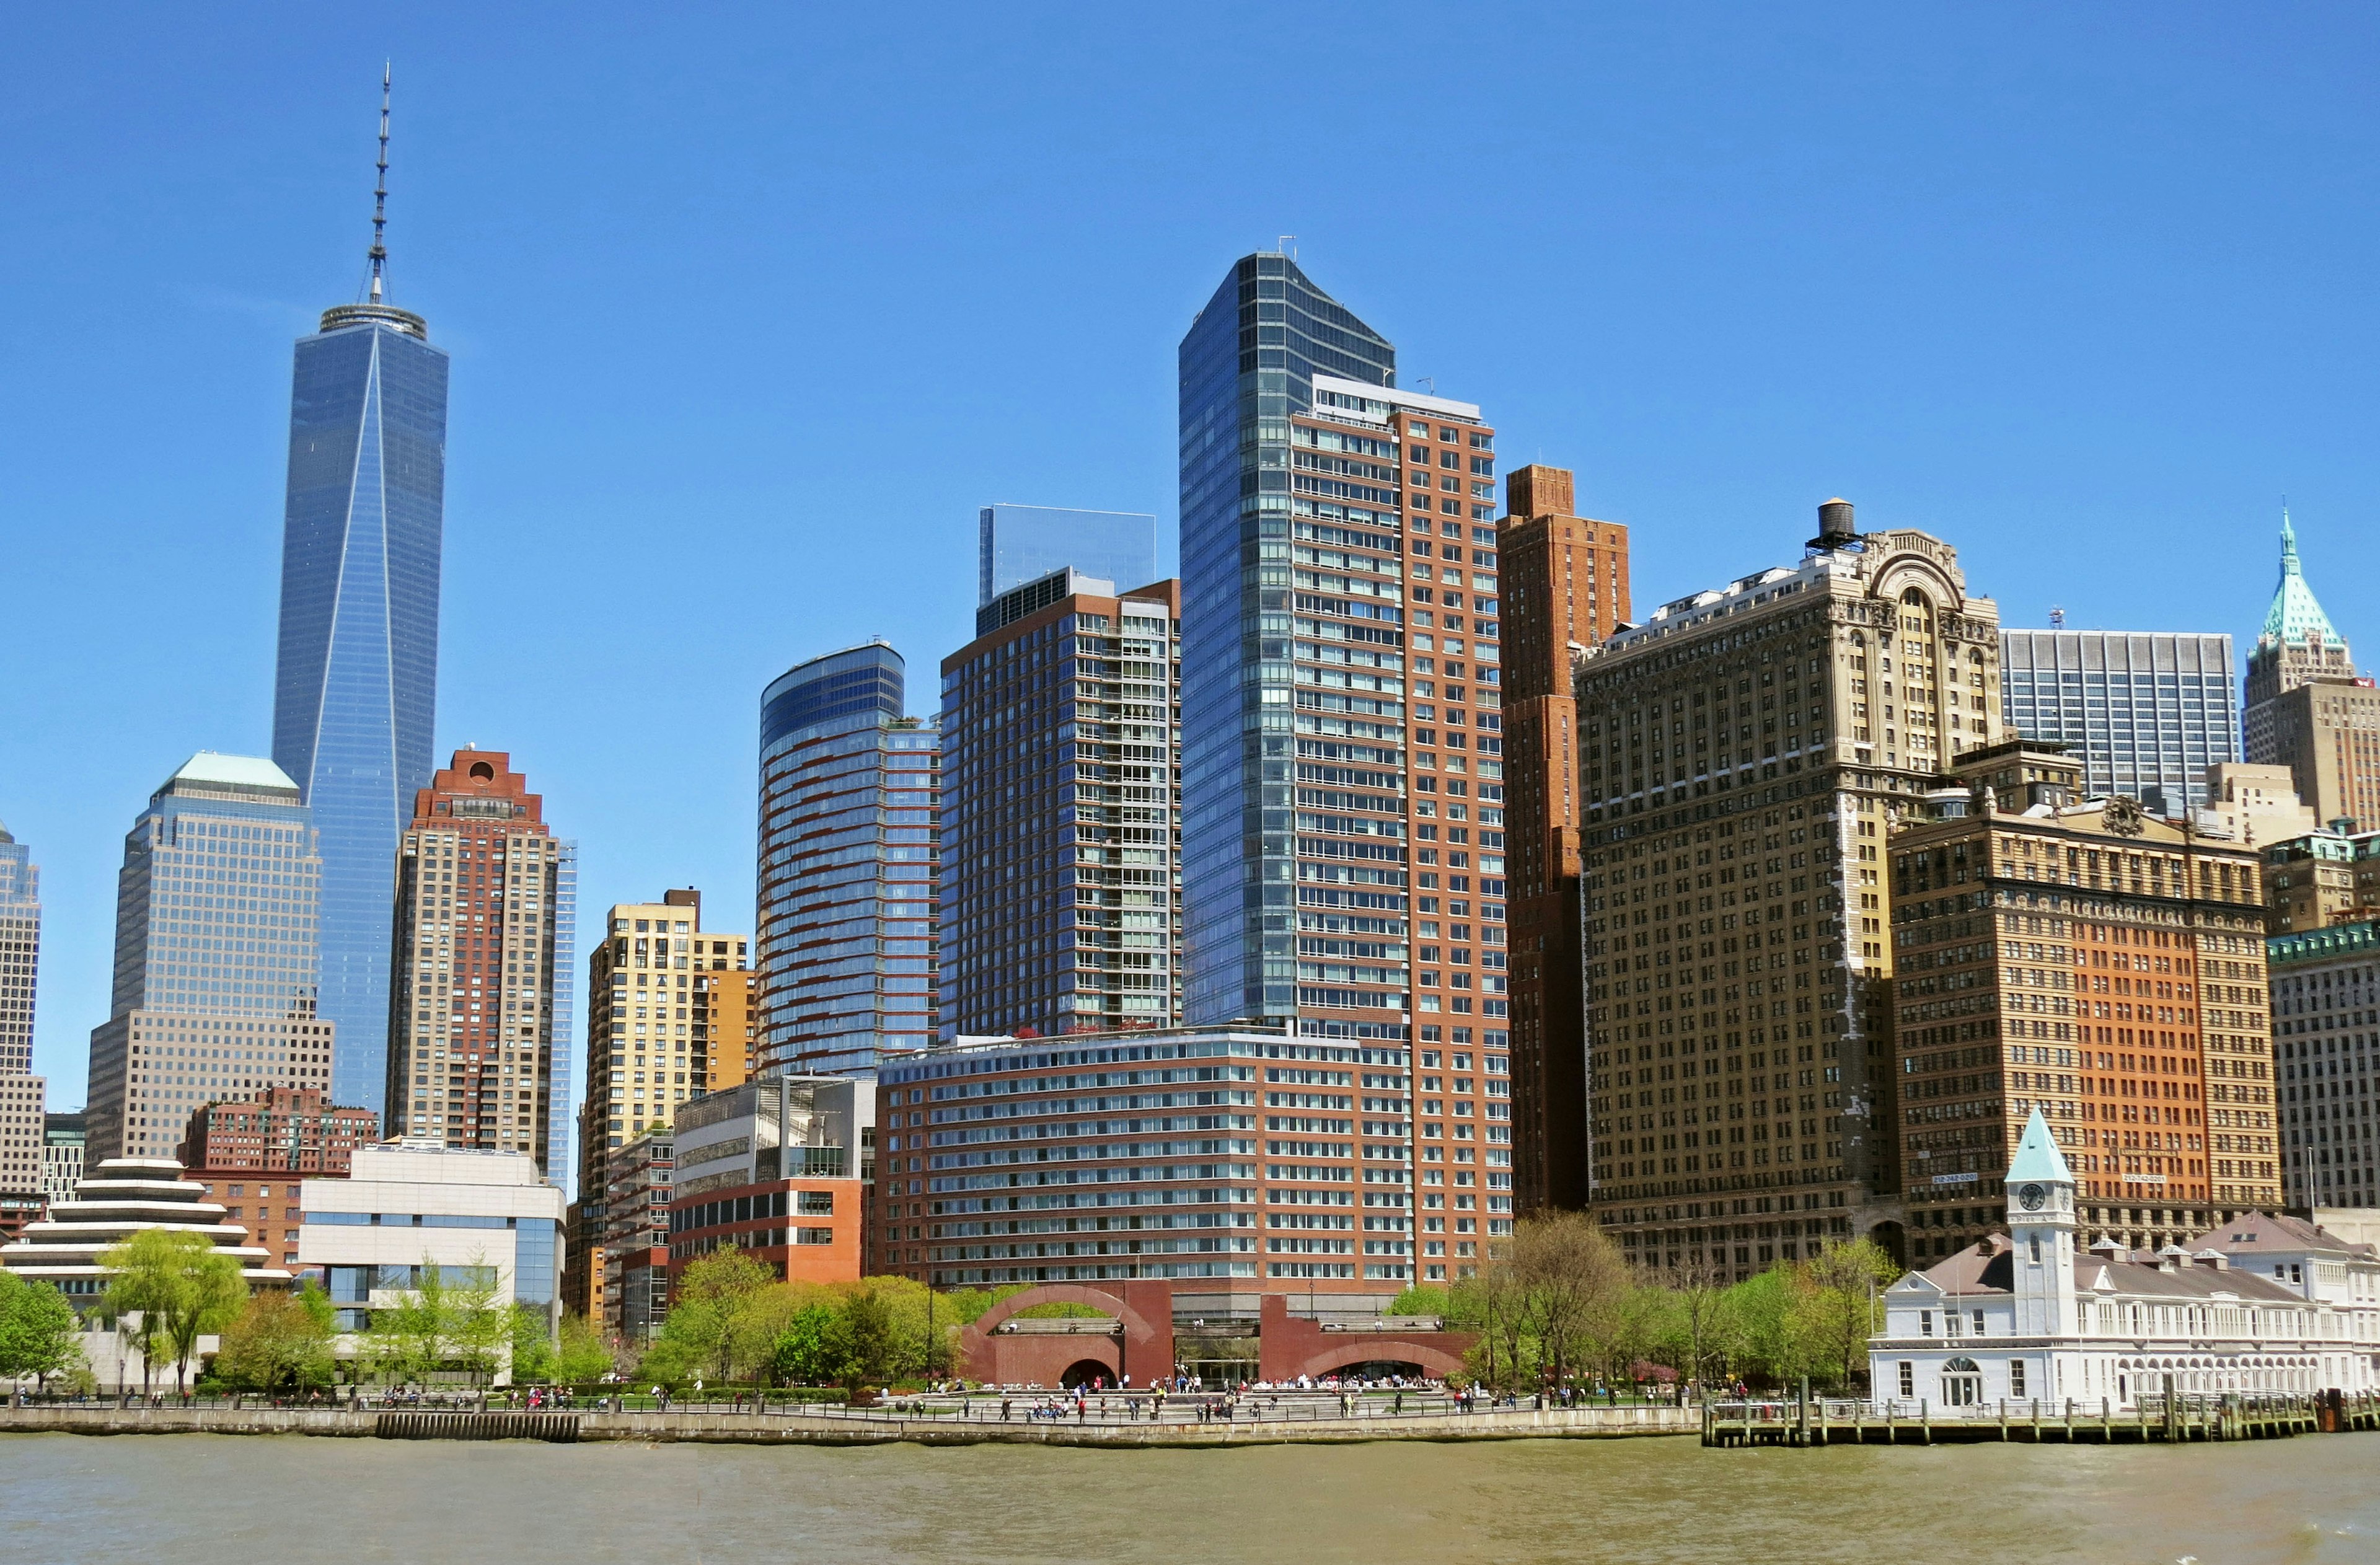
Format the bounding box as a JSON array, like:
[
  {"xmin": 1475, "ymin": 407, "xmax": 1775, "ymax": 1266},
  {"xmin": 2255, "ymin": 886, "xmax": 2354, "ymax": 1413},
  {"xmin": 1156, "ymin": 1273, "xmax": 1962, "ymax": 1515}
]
[
  {"xmin": 1574, "ymin": 504, "xmax": 2001, "ymax": 1279},
  {"xmin": 0, "ymin": 822, "xmax": 43, "ymax": 1204},
  {"xmin": 1497, "ymin": 466, "xmax": 1632, "ymax": 1214},
  {"xmin": 1999, "ymin": 630, "xmax": 2239, "ymax": 812},
  {"xmin": 1887, "ymin": 741, "xmax": 2276, "ymax": 1263},
  {"xmin": 572, "ymin": 893, "xmax": 750, "ymax": 1229},
  {"xmin": 384, "ymin": 751, "xmax": 574, "ymax": 1179},
  {"xmin": 1177, "ymin": 253, "xmax": 1512, "ymax": 1284},
  {"xmin": 271, "ymin": 100, "xmax": 451, "ymax": 1121},
  {"xmin": 979, "ymin": 505, "xmax": 1158, "ymax": 607},
  {"xmin": 84, "ymin": 755, "xmax": 337, "ymax": 1163},
  {"xmin": 940, "ymin": 571, "xmax": 1183, "ymax": 1041},
  {"xmin": 2267, "ymin": 920, "xmax": 2380, "ymax": 1209},
  {"xmin": 2246, "ymin": 513, "xmax": 2355, "ymax": 764},
  {"xmin": 757, "ymin": 643, "xmax": 940, "ymax": 1074}
]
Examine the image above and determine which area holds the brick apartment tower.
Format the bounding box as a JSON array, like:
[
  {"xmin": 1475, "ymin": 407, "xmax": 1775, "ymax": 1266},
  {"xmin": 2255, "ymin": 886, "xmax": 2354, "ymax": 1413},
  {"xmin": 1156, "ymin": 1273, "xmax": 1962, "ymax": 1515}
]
[
  {"xmin": 1497, "ymin": 465, "xmax": 1631, "ymax": 1214},
  {"xmin": 384, "ymin": 751, "xmax": 575, "ymax": 1179}
]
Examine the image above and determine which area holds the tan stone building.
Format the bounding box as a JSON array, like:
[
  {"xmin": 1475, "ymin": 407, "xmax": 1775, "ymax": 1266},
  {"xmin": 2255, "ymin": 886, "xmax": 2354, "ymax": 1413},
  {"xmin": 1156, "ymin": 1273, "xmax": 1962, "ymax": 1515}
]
[
  {"xmin": 1497, "ymin": 464, "xmax": 1630, "ymax": 1214},
  {"xmin": 563, "ymin": 889, "xmax": 749, "ymax": 1325},
  {"xmin": 1577, "ymin": 501, "xmax": 2003, "ymax": 1279},
  {"xmin": 2201, "ymin": 761, "xmax": 2317, "ymax": 850},
  {"xmin": 1888, "ymin": 743, "xmax": 2278, "ymax": 1263}
]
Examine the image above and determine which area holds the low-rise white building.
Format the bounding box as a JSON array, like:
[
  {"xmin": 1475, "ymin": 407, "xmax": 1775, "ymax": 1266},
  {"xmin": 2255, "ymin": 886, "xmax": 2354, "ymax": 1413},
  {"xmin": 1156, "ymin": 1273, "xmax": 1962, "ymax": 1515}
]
[
  {"xmin": 298, "ymin": 1140, "xmax": 564, "ymax": 1383},
  {"xmin": 1872, "ymin": 1110, "xmax": 2380, "ymax": 1408}
]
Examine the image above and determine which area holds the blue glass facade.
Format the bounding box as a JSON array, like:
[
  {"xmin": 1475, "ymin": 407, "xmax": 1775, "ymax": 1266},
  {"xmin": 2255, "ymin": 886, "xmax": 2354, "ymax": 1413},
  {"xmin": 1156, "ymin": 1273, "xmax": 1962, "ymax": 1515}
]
[
  {"xmin": 978, "ymin": 505, "xmax": 1158, "ymax": 606},
  {"xmin": 1178, "ymin": 255, "xmax": 1395, "ymax": 1025},
  {"xmin": 2000, "ymin": 630, "xmax": 2239, "ymax": 811},
  {"xmin": 272, "ymin": 305, "xmax": 448, "ymax": 1119},
  {"xmin": 757, "ymin": 645, "xmax": 940, "ymax": 1074}
]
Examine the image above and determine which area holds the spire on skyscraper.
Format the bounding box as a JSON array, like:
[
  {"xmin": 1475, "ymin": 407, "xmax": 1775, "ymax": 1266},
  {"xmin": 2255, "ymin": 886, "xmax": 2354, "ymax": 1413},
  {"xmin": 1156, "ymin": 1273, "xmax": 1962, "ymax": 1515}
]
[
  {"xmin": 2259, "ymin": 505, "xmax": 2343, "ymax": 652},
  {"xmin": 368, "ymin": 63, "xmax": 390, "ymax": 304}
]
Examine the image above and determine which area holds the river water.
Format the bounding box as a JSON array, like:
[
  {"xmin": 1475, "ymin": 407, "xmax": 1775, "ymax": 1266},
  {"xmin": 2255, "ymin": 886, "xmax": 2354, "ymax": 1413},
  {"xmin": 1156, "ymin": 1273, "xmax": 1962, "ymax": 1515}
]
[{"xmin": 4, "ymin": 1432, "xmax": 2374, "ymax": 1563}]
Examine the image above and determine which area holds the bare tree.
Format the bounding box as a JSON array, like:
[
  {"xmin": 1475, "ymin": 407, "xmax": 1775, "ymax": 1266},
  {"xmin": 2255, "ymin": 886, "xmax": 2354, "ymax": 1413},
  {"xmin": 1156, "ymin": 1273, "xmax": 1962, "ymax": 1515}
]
[{"xmin": 1657, "ymin": 1254, "xmax": 1731, "ymax": 1395}]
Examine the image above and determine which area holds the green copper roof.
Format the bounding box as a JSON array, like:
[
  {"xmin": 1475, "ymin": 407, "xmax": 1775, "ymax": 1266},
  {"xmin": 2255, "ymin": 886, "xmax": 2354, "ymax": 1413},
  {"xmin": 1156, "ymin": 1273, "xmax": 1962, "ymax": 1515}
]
[
  {"xmin": 2006, "ymin": 1107, "xmax": 2073, "ymax": 1186},
  {"xmin": 2259, "ymin": 510, "xmax": 2343, "ymax": 650}
]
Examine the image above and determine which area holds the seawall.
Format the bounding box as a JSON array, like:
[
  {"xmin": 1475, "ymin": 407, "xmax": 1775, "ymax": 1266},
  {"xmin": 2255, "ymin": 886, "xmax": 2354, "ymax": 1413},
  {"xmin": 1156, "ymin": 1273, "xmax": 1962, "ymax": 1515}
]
[{"xmin": 0, "ymin": 1402, "xmax": 1698, "ymax": 1447}]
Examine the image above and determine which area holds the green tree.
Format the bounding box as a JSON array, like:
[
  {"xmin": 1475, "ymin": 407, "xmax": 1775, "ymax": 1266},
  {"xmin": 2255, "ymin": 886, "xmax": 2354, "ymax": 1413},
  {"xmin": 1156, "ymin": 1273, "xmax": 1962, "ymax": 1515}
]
[
  {"xmin": 769, "ymin": 1303, "xmax": 852, "ymax": 1386},
  {"xmin": 508, "ymin": 1303, "xmax": 558, "ymax": 1385},
  {"xmin": 100, "ymin": 1228, "xmax": 245, "ymax": 1396},
  {"xmin": 1800, "ymin": 1238, "xmax": 1898, "ymax": 1391},
  {"xmin": 214, "ymin": 1285, "xmax": 335, "ymax": 1395},
  {"xmin": 646, "ymin": 1250, "xmax": 777, "ymax": 1385},
  {"xmin": 443, "ymin": 1261, "xmax": 508, "ymax": 1387},
  {"xmin": 838, "ymin": 1285, "xmax": 897, "ymax": 1390},
  {"xmin": 553, "ymin": 1313, "xmax": 616, "ymax": 1383},
  {"xmin": 0, "ymin": 1272, "xmax": 84, "ymax": 1390}
]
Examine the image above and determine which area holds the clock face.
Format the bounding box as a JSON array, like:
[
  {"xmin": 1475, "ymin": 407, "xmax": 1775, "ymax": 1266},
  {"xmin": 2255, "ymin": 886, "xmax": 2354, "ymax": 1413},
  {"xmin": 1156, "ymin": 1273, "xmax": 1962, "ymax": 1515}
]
[{"xmin": 2017, "ymin": 1183, "xmax": 2047, "ymax": 1212}]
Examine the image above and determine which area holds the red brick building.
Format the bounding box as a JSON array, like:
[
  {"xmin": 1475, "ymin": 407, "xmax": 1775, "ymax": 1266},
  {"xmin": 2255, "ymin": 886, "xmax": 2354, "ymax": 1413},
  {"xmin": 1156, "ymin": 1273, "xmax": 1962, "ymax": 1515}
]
[
  {"xmin": 667, "ymin": 1176, "xmax": 862, "ymax": 1289},
  {"xmin": 1497, "ymin": 466, "xmax": 1631, "ymax": 1214},
  {"xmin": 179, "ymin": 1085, "xmax": 376, "ymax": 1178}
]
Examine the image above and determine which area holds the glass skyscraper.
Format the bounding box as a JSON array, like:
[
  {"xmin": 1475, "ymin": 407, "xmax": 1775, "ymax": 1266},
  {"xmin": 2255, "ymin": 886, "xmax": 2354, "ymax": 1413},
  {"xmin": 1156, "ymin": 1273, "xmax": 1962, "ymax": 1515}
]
[
  {"xmin": 2000, "ymin": 630, "xmax": 2239, "ymax": 811},
  {"xmin": 271, "ymin": 297, "xmax": 448, "ymax": 1119},
  {"xmin": 757, "ymin": 643, "xmax": 940, "ymax": 1074},
  {"xmin": 82, "ymin": 754, "xmax": 338, "ymax": 1162},
  {"xmin": 1178, "ymin": 252, "xmax": 1396, "ymax": 1026},
  {"xmin": 979, "ymin": 505, "xmax": 1158, "ymax": 606}
]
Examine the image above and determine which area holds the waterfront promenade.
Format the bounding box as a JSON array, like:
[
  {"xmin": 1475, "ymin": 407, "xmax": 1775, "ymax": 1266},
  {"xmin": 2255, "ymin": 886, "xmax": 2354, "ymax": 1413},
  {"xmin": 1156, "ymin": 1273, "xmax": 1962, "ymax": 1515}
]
[{"xmin": 0, "ymin": 1396, "xmax": 1697, "ymax": 1447}]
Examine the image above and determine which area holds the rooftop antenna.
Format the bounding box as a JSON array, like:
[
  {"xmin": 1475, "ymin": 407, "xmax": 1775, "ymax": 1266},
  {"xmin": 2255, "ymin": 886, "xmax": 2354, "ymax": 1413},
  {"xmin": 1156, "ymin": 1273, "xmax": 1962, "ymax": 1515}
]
[
  {"xmin": 368, "ymin": 63, "xmax": 391, "ymax": 303},
  {"xmin": 2050, "ymin": 605, "xmax": 2066, "ymax": 628},
  {"xmin": 1277, "ymin": 234, "xmax": 1297, "ymax": 258}
]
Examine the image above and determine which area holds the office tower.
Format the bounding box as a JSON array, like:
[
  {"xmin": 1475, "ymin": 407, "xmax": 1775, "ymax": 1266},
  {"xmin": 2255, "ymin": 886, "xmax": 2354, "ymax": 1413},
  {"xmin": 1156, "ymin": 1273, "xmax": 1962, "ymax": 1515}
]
[
  {"xmin": 0, "ymin": 822, "xmax": 42, "ymax": 1207},
  {"xmin": 757, "ymin": 643, "xmax": 941, "ymax": 1074},
  {"xmin": 84, "ymin": 754, "xmax": 337, "ymax": 1164},
  {"xmin": 979, "ymin": 505, "xmax": 1158, "ymax": 607},
  {"xmin": 1178, "ymin": 252, "xmax": 1509, "ymax": 1285},
  {"xmin": 384, "ymin": 751, "xmax": 574, "ymax": 1180},
  {"xmin": 2268, "ymin": 922, "xmax": 2380, "ymax": 1209},
  {"xmin": 2262, "ymin": 682, "xmax": 2380, "ymax": 834},
  {"xmin": 271, "ymin": 84, "xmax": 451, "ymax": 1121},
  {"xmin": 2246, "ymin": 511, "xmax": 2356, "ymax": 763},
  {"xmin": 1497, "ymin": 467, "xmax": 1632, "ymax": 1214},
  {"xmin": 1999, "ymin": 630, "xmax": 2239, "ymax": 812},
  {"xmin": 1887, "ymin": 742, "xmax": 2275, "ymax": 1264},
  {"xmin": 940, "ymin": 571, "xmax": 1183, "ymax": 1041},
  {"xmin": 1574, "ymin": 502, "xmax": 2003, "ymax": 1278}
]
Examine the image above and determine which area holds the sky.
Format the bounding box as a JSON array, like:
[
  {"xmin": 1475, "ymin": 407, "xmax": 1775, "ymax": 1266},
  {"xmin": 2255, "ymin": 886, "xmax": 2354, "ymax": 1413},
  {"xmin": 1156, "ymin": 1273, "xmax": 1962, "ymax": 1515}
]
[{"xmin": 6, "ymin": 5, "xmax": 2379, "ymax": 1108}]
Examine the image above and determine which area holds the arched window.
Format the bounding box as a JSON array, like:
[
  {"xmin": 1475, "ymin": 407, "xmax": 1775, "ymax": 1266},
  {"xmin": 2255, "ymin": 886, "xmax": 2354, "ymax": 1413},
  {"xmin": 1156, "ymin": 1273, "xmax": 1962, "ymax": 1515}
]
[
  {"xmin": 1941, "ymin": 1356, "xmax": 1984, "ymax": 1406},
  {"xmin": 1900, "ymin": 588, "xmax": 1934, "ymax": 636}
]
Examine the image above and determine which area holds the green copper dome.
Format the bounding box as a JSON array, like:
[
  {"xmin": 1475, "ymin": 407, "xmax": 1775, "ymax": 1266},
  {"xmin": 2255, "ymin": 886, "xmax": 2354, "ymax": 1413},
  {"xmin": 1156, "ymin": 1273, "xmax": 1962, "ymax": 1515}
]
[{"xmin": 2259, "ymin": 510, "xmax": 2343, "ymax": 650}]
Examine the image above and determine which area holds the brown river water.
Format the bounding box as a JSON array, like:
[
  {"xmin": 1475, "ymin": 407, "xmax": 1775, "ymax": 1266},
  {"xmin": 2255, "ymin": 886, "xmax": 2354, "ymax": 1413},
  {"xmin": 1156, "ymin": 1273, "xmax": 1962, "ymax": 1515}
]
[{"xmin": 2, "ymin": 1431, "xmax": 2374, "ymax": 1564}]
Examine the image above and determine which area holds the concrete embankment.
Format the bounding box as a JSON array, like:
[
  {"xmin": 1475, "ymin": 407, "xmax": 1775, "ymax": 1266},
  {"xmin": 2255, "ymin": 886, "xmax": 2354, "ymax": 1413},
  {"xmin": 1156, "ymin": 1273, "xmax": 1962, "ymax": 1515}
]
[{"xmin": 0, "ymin": 1402, "xmax": 1698, "ymax": 1447}]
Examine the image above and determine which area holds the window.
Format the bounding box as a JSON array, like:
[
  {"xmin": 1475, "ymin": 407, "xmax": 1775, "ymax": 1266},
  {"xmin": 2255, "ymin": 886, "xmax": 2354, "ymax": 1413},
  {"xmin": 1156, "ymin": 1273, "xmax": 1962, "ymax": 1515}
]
[
  {"xmin": 1941, "ymin": 1356, "xmax": 1984, "ymax": 1406},
  {"xmin": 1919, "ymin": 1309, "xmax": 1934, "ymax": 1336},
  {"xmin": 1898, "ymin": 1361, "xmax": 1914, "ymax": 1398},
  {"xmin": 795, "ymin": 1227, "xmax": 835, "ymax": 1246},
  {"xmin": 797, "ymin": 1191, "xmax": 835, "ymax": 1215},
  {"xmin": 2009, "ymin": 1359, "xmax": 2027, "ymax": 1398}
]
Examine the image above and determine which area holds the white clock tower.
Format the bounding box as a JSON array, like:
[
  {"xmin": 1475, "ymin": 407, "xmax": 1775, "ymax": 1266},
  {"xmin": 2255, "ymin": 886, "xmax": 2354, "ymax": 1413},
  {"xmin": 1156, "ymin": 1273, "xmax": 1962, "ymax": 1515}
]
[{"xmin": 2005, "ymin": 1106, "xmax": 2079, "ymax": 1338}]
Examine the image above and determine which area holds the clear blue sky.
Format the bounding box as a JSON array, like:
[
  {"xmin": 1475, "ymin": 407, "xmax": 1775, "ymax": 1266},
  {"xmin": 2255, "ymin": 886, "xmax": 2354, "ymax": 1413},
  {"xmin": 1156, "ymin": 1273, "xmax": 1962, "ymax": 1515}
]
[{"xmin": 6, "ymin": 6, "xmax": 2377, "ymax": 1107}]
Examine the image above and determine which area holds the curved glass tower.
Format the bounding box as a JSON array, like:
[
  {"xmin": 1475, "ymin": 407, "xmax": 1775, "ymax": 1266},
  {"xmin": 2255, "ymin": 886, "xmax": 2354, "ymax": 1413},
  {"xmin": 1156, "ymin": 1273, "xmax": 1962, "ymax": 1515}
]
[
  {"xmin": 757, "ymin": 644, "xmax": 940, "ymax": 1074},
  {"xmin": 271, "ymin": 299, "xmax": 448, "ymax": 1117}
]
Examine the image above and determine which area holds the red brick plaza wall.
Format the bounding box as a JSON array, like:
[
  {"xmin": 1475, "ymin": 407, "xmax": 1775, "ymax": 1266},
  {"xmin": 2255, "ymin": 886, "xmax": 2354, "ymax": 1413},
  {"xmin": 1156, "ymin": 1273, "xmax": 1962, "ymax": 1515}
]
[{"xmin": 958, "ymin": 1281, "xmax": 1473, "ymax": 1387}]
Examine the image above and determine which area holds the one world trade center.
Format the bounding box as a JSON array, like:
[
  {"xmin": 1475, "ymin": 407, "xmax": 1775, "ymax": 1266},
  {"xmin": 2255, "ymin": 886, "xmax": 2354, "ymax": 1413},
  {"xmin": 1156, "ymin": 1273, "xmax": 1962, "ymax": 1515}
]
[{"xmin": 272, "ymin": 73, "xmax": 447, "ymax": 1117}]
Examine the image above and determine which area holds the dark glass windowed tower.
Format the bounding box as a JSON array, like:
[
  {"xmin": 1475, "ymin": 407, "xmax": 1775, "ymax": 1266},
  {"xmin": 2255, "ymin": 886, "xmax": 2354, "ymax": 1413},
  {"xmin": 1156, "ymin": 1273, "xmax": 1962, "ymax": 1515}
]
[
  {"xmin": 1178, "ymin": 254, "xmax": 1394, "ymax": 1025},
  {"xmin": 757, "ymin": 643, "xmax": 941, "ymax": 1074},
  {"xmin": 271, "ymin": 300, "xmax": 449, "ymax": 1118}
]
